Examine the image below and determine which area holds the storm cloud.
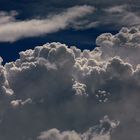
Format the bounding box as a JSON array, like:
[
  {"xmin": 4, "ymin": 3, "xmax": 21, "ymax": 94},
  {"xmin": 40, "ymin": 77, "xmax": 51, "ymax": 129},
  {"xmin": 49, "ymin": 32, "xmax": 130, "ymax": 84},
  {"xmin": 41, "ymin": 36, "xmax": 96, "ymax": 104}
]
[{"xmin": 0, "ymin": 27, "xmax": 139, "ymax": 140}]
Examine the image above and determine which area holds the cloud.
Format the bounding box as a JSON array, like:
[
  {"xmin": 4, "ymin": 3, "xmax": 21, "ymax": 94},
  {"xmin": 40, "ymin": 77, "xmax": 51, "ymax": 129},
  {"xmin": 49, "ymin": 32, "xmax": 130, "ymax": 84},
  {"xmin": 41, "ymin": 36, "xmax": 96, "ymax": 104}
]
[
  {"xmin": 37, "ymin": 116, "xmax": 119, "ymax": 140},
  {"xmin": 71, "ymin": 20, "xmax": 99, "ymax": 30},
  {"xmin": 101, "ymin": 5, "xmax": 140, "ymax": 28},
  {"xmin": 0, "ymin": 5, "xmax": 95, "ymax": 42},
  {"xmin": 1, "ymin": 3, "xmax": 140, "ymax": 43},
  {"xmin": 0, "ymin": 27, "xmax": 139, "ymax": 139},
  {"xmin": 1, "ymin": 1, "xmax": 140, "ymax": 34},
  {"xmin": 96, "ymin": 27, "xmax": 140, "ymax": 66},
  {"xmin": 0, "ymin": 10, "xmax": 17, "ymax": 24},
  {"xmin": 103, "ymin": 5, "xmax": 126, "ymax": 14}
]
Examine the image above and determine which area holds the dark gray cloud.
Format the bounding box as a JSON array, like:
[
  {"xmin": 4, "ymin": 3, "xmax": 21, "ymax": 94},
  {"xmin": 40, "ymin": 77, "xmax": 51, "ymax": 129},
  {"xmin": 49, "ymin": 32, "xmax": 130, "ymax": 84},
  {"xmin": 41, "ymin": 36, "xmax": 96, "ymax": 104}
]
[
  {"xmin": 37, "ymin": 116, "xmax": 119, "ymax": 140},
  {"xmin": 0, "ymin": 27, "xmax": 139, "ymax": 140}
]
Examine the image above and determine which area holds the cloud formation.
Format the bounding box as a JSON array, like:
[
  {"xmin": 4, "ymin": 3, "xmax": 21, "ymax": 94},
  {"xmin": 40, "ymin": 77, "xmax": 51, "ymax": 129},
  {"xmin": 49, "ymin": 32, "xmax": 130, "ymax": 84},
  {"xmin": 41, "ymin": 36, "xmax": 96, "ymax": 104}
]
[
  {"xmin": 1, "ymin": 1, "xmax": 140, "ymax": 38},
  {"xmin": 37, "ymin": 116, "xmax": 119, "ymax": 140},
  {"xmin": 102, "ymin": 5, "xmax": 140, "ymax": 28},
  {"xmin": 1, "ymin": 3, "xmax": 140, "ymax": 42},
  {"xmin": 0, "ymin": 5, "xmax": 94, "ymax": 42},
  {"xmin": 0, "ymin": 27, "xmax": 139, "ymax": 140}
]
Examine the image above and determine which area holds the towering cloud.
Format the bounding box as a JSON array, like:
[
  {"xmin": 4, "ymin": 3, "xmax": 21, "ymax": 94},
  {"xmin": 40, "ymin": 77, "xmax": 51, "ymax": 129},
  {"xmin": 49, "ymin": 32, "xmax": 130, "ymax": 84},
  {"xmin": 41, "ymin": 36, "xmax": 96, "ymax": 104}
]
[{"xmin": 0, "ymin": 27, "xmax": 139, "ymax": 140}]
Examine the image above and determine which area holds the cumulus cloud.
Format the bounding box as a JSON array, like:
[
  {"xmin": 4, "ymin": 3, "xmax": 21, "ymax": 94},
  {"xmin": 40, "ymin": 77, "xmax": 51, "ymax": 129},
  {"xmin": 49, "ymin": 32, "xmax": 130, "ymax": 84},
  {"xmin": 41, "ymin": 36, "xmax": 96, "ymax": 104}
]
[
  {"xmin": 96, "ymin": 27, "xmax": 140, "ymax": 66},
  {"xmin": 0, "ymin": 27, "xmax": 139, "ymax": 140},
  {"xmin": 0, "ymin": 5, "xmax": 95, "ymax": 42},
  {"xmin": 37, "ymin": 116, "xmax": 119, "ymax": 140}
]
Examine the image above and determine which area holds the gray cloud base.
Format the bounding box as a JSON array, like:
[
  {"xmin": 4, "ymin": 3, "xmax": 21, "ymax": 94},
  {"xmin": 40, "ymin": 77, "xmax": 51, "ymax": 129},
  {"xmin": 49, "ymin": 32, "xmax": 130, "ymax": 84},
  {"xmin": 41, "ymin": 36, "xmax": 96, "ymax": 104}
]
[{"xmin": 0, "ymin": 27, "xmax": 139, "ymax": 140}]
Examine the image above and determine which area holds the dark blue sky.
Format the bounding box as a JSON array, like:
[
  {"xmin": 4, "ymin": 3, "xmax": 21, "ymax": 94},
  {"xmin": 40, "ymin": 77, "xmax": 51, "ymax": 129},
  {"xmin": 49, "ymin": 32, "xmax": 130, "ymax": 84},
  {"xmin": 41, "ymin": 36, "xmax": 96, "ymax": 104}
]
[
  {"xmin": 0, "ymin": 28, "xmax": 118, "ymax": 64},
  {"xmin": 0, "ymin": 0, "xmax": 138, "ymax": 63}
]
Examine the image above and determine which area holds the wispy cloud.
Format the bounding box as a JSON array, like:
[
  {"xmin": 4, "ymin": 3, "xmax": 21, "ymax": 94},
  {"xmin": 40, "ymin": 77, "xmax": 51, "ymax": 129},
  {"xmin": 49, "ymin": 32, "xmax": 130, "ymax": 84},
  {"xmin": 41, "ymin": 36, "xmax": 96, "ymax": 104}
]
[
  {"xmin": 0, "ymin": 5, "xmax": 95, "ymax": 42},
  {"xmin": 101, "ymin": 5, "xmax": 140, "ymax": 28},
  {"xmin": 103, "ymin": 5, "xmax": 126, "ymax": 14}
]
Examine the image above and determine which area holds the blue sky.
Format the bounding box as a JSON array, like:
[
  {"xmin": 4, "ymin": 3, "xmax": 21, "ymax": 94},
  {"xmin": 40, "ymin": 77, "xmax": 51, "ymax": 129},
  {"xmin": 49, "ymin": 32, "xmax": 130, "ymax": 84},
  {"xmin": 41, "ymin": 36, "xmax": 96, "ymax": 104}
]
[{"xmin": 0, "ymin": 0, "xmax": 139, "ymax": 63}]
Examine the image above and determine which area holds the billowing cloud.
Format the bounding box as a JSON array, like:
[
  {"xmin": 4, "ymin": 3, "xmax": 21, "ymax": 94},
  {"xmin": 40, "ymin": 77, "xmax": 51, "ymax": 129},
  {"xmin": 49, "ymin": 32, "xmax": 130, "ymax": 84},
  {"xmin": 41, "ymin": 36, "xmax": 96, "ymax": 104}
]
[
  {"xmin": 96, "ymin": 27, "xmax": 140, "ymax": 66},
  {"xmin": 37, "ymin": 116, "xmax": 119, "ymax": 140},
  {"xmin": 0, "ymin": 27, "xmax": 139, "ymax": 140},
  {"xmin": 0, "ymin": 5, "xmax": 95, "ymax": 42}
]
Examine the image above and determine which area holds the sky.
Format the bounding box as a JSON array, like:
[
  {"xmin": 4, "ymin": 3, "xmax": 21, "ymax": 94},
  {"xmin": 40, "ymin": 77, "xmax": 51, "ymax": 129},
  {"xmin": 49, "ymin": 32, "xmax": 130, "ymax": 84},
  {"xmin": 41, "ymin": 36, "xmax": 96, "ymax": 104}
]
[
  {"xmin": 1, "ymin": 0, "xmax": 140, "ymax": 63},
  {"xmin": 0, "ymin": 1, "xmax": 140, "ymax": 140}
]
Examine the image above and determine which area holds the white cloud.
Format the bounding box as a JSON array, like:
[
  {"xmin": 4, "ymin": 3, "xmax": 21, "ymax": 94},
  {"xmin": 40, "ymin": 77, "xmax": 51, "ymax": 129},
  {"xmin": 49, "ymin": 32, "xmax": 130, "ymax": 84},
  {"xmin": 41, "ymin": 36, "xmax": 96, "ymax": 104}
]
[
  {"xmin": 96, "ymin": 27, "xmax": 140, "ymax": 66},
  {"xmin": 102, "ymin": 5, "xmax": 140, "ymax": 28},
  {"xmin": 104, "ymin": 5, "xmax": 126, "ymax": 14},
  {"xmin": 0, "ymin": 5, "xmax": 95, "ymax": 42},
  {"xmin": 0, "ymin": 10, "xmax": 17, "ymax": 24}
]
